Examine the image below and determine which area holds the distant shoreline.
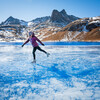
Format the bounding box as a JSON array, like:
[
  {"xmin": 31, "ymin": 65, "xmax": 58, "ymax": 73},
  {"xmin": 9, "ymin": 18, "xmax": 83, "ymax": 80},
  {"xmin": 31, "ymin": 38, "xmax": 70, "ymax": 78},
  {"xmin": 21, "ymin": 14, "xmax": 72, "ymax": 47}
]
[
  {"xmin": 0, "ymin": 40, "xmax": 100, "ymax": 43},
  {"xmin": 0, "ymin": 41, "xmax": 100, "ymax": 46}
]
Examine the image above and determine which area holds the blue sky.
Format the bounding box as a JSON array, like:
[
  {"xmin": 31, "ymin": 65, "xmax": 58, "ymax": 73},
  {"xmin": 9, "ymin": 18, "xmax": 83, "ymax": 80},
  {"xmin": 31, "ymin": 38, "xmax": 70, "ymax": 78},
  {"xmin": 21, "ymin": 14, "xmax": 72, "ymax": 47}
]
[{"xmin": 0, "ymin": 0, "xmax": 100, "ymax": 23}]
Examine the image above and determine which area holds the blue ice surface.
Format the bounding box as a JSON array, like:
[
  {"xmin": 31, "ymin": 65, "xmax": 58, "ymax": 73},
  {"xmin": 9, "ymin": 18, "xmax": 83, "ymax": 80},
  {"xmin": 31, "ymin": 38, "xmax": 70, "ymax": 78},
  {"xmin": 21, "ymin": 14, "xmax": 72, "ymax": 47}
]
[{"xmin": 0, "ymin": 42, "xmax": 100, "ymax": 100}]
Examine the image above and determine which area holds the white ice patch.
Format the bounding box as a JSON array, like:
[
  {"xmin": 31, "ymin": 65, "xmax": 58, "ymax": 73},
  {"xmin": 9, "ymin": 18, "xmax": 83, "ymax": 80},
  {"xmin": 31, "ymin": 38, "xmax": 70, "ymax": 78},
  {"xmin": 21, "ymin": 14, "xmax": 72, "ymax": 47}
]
[
  {"xmin": 3, "ymin": 77, "xmax": 98, "ymax": 100},
  {"xmin": 82, "ymin": 25, "xmax": 88, "ymax": 33}
]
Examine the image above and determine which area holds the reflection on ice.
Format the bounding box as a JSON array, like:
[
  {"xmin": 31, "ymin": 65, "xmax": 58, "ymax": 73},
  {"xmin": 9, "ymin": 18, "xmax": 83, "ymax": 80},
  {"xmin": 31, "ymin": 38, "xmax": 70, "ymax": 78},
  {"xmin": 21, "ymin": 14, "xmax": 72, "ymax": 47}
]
[{"xmin": 0, "ymin": 44, "xmax": 100, "ymax": 100}]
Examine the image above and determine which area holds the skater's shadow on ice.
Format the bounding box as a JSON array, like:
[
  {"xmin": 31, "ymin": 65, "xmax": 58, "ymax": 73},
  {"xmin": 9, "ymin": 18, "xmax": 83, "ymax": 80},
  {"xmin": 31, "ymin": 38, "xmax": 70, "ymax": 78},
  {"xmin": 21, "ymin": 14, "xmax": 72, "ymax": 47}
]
[
  {"xmin": 48, "ymin": 64, "xmax": 71, "ymax": 79},
  {"xmin": 33, "ymin": 64, "xmax": 71, "ymax": 81}
]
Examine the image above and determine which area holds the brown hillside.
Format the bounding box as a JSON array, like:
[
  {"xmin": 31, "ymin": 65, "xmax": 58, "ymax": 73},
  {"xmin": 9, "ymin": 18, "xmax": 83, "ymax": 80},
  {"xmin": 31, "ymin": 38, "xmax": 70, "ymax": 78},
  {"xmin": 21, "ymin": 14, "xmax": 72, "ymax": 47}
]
[
  {"xmin": 41, "ymin": 17, "xmax": 100, "ymax": 42},
  {"xmin": 83, "ymin": 27, "xmax": 100, "ymax": 41}
]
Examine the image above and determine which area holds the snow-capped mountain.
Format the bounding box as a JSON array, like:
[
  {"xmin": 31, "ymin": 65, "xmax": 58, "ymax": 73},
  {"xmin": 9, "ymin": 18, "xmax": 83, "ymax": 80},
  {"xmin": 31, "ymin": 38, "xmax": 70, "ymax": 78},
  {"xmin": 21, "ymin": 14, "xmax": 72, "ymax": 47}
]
[
  {"xmin": 40, "ymin": 16, "xmax": 100, "ymax": 42},
  {"xmin": 0, "ymin": 9, "xmax": 79, "ymax": 29},
  {"xmin": 28, "ymin": 9, "xmax": 79, "ymax": 28},
  {"xmin": 28, "ymin": 16, "xmax": 50, "ymax": 28},
  {"xmin": 0, "ymin": 16, "xmax": 28, "ymax": 26},
  {"xmin": 32, "ymin": 16, "xmax": 50, "ymax": 24},
  {"xmin": 0, "ymin": 16, "xmax": 28, "ymax": 41},
  {"xmin": 0, "ymin": 9, "xmax": 99, "ymax": 42}
]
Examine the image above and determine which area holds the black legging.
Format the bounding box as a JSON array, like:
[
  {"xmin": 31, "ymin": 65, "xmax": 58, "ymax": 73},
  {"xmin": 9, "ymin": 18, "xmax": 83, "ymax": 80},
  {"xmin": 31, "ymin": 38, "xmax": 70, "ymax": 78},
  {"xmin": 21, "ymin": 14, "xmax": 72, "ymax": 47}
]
[{"xmin": 32, "ymin": 46, "xmax": 47, "ymax": 60}]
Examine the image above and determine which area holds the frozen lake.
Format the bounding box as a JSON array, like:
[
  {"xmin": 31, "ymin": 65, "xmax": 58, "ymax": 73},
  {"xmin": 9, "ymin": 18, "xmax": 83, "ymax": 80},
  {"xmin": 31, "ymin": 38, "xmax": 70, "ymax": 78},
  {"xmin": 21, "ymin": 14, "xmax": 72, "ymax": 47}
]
[{"xmin": 0, "ymin": 42, "xmax": 100, "ymax": 100}]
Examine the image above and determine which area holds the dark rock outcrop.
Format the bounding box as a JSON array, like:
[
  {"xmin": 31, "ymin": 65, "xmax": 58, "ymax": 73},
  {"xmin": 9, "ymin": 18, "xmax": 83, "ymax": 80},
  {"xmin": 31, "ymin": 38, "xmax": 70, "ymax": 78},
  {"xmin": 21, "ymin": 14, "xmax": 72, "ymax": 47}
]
[
  {"xmin": 86, "ymin": 23, "xmax": 100, "ymax": 31},
  {"xmin": 50, "ymin": 9, "xmax": 79, "ymax": 24},
  {"xmin": 68, "ymin": 22, "xmax": 87, "ymax": 31}
]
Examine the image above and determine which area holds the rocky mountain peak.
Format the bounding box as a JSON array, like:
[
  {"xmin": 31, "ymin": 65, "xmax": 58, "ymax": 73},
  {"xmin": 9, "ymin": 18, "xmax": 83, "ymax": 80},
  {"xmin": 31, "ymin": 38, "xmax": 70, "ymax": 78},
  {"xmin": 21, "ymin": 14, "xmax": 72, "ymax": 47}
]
[
  {"xmin": 1, "ymin": 16, "xmax": 20, "ymax": 25},
  {"xmin": 60, "ymin": 9, "xmax": 67, "ymax": 15},
  {"xmin": 50, "ymin": 9, "xmax": 62, "ymax": 22},
  {"xmin": 8, "ymin": 16, "xmax": 14, "ymax": 20},
  {"xmin": 52, "ymin": 9, "xmax": 59, "ymax": 14},
  {"xmin": 0, "ymin": 16, "xmax": 28, "ymax": 26},
  {"xmin": 50, "ymin": 9, "xmax": 79, "ymax": 24}
]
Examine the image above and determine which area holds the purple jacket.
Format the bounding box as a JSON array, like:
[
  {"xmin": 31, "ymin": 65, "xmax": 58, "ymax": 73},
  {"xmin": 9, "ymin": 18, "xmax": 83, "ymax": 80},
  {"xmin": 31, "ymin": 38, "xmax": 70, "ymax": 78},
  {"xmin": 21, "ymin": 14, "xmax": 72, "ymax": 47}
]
[{"xmin": 23, "ymin": 36, "xmax": 44, "ymax": 47}]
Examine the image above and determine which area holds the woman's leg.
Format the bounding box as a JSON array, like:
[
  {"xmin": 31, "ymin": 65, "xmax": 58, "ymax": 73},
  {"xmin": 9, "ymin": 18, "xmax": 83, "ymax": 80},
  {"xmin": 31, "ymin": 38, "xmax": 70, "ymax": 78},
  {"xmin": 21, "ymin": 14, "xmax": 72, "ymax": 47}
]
[
  {"xmin": 32, "ymin": 47, "xmax": 37, "ymax": 60},
  {"xmin": 37, "ymin": 46, "xmax": 47, "ymax": 54},
  {"xmin": 37, "ymin": 46, "xmax": 50, "ymax": 57}
]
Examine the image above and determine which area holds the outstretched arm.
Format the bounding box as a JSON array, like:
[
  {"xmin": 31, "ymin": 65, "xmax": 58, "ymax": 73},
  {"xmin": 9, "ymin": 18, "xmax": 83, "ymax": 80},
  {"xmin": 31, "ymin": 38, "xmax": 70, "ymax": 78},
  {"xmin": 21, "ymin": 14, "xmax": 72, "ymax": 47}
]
[
  {"xmin": 36, "ymin": 37, "xmax": 44, "ymax": 46},
  {"xmin": 22, "ymin": 39, "xmax": 29, "ymax": 47}
]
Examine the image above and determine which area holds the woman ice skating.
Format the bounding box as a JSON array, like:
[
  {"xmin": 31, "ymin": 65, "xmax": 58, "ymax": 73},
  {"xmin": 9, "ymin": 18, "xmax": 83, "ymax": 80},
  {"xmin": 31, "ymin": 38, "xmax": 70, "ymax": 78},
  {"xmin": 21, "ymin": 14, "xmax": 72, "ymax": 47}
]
[{"xmin": 22, "ymin": 31, "xmax": 50, "ymax": 63}]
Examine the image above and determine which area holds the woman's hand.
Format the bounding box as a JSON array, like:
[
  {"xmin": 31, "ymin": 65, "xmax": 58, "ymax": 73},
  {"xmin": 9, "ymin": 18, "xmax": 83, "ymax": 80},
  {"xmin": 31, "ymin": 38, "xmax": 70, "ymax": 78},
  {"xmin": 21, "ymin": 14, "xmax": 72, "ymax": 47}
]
[{"xmin": 22, "ymin": 44, "xmax": 24, "ymax": 47}]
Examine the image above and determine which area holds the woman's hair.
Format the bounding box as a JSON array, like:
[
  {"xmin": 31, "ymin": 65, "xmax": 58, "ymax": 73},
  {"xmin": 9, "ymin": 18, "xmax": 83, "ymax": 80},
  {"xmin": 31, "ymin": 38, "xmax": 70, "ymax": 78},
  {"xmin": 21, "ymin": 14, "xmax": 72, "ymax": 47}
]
[{"xmin": 29, "ymin": 31, "xmax": 35, "ymax": 37}]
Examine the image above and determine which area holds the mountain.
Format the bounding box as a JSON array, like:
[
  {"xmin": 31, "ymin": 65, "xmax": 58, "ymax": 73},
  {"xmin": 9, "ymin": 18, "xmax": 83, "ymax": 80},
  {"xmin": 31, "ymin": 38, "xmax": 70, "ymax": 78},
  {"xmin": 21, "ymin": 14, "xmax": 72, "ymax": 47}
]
[
  {"xmin": 28, "ymin": 16, "xmax": 50, "ymax": 28},
  {"xmin": 32, "ymin": 16, "xmax": 50, "ymax": 24},
  {"xmin": 1, "ymin": 9, "xmax": 99, "ymax": 42},
  {"xmin": 28, "ymin": 9, "xmax": 79, "ymax": 28},
  {"xmin": 50, "ymin": 9, "xmax": 79, "ymax": 24},
  {"xmin": 39, "ymin": 16, "xmax": 100, "ymax": 42},
  {"xmin": 0, "ymin": 9, "xmax": 79, "ymax": 28},
  {"xmin": 0, "ymin": 16, "xmax": 28, "ymax": 26},
  {"xmin": 0, "ymin": 16, "xmax": 28, "ymax": 42}
]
